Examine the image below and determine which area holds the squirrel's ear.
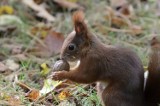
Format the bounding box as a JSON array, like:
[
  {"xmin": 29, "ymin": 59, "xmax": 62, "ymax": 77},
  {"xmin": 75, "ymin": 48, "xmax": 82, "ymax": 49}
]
[{"xmin": 72, "ymin": 11, "xmax": 88, "ymax": 38}]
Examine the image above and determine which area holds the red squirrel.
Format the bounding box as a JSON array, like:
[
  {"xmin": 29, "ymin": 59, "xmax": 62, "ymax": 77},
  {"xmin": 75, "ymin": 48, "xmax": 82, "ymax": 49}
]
[
  {"xmin": 144, "ymin": 36, "xmax": 160, "ymax": 106},
  {"xmin": 52, "ymin": 11, "xmax": 160, "ymax": 106}
]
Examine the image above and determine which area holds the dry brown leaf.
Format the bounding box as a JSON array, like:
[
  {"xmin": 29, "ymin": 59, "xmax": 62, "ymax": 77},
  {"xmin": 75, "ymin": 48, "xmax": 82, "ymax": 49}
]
[
  {"xmin": 58, "ymin": 90, "xmax": 71, "ymax": 100},
  {"xmin": 129, "ymin": 25, "xmax": 143, "ymax": 35},
  {"xmin": 43, "ymin": 30, "xmax": 64, "ymax": 55},
  {"xmin": 0, "ymin": 93, "xmax": 21, "ymax": 106},
  {"xmin": 53, "ymin": 0, "xmax": 84, "ymax": 10},
  {"xmin": 22, "ymin": 0, "xmax": 55, "ymax": 22},
  {"xmin": 105, "ymin": 6, "xmax": 142, "ymax": 35},
  {"xmin": 110, "ymin": 0, "xmax": 134, "ymax": 18},
  {"xmin": 105, "ymin": 7, "xmax": 129, "ymax": 27},
  {"xmin": 110, "ymin": 0, "xmax": 128, "ymax": 9},
  {"xmin": 117, "ymin": 4, "xmax": 134, "ymax": 18},
  {"xmin": 111, "ymin": 16, "xmax": 128, "ymax": 27},
  {"xmin": 6, "ymin": 96, "xmax": 21, "ymax": 106},
  {"xmin": 0, "ymin": 62, "xmax": 8, "ymax": 72},
  {"xmin": 11, "ymin": 54, "xmax": 28, "ymax": 61},
  {"xmin": 53, "ymin": 79, "xmax": 76, "ymax": 94},
  {"xmin": 26, "ymin": 89, "xmax": 40, "ymax": 101},
  {"xmin": 5, "ymin": 59, "xmax": 19, "ymax": 71},
  {"xmin": 0, "ymin": 59, "xmax": 19, "ymax": 74},
  {"xmin": 30, "ymin": 30, "xmax": 64, "ymax": 57},
  {"xmin": 106, "ymin": 0, "xmax": 135, "ymax": 28}
]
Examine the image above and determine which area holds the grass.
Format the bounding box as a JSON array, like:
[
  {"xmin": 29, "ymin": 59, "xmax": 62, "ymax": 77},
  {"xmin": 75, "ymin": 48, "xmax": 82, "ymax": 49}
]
[{"xmin": 0, "ymin": 0, "xmax": 160, "ymax": 105}]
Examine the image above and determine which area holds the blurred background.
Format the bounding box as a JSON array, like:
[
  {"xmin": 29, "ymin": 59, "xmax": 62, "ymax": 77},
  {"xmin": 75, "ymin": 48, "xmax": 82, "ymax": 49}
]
[{"xmin": 0, "ymin": 0, "xmax": 160, "ymax": 105}]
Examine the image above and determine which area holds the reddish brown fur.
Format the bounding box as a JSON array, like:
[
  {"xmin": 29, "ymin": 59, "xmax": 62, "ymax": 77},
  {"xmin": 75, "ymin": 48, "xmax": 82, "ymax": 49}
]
[
  {"xmin": 72, "ymin": 10, "xmax": 84, "ymax": 25},
  {"xmin": 52, "ymin": 11, "xmax": 160, "ymax": 106},
  {"xmin": 144, "ymin": 36, "xmax": 160, "ymax": 106},
  {"xmin": 72, "ymin": 11, "xmax": 88, "ymax": 37}
]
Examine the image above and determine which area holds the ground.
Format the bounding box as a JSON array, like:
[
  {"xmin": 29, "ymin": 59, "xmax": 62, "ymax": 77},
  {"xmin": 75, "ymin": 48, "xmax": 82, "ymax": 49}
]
[{"xmin": 0, "ymin": 0, "xmax": 160, "ymax": 106}]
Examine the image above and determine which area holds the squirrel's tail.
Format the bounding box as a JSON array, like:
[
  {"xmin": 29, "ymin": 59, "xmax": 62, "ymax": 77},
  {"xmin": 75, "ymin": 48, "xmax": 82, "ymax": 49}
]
[{"xmin": 144, "ymin": 36, "xmax": 160, "ymax": 105}]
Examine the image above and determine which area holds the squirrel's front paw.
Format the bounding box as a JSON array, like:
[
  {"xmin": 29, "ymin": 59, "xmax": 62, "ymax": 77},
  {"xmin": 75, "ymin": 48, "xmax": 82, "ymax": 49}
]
[{"xmin": 51, "ymin": 71, "xmax": 67, "ymax": 81}]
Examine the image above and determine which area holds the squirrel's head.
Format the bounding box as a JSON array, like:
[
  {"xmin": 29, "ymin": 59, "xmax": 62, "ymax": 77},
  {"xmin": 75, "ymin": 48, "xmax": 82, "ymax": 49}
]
[
  {"xmin": 150, "ymin": 35, "xmax": 160, "ymax": 50},
  {"xmin": 60, "ymin": 11, "xmax": 91, "ymax": 62}
]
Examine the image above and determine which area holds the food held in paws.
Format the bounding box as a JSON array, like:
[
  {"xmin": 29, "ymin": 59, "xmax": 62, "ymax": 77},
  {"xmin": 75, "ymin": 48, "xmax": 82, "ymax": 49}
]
[{"xmin": 53, "ymin": 60, "xmax": 70, "ymax": 71}]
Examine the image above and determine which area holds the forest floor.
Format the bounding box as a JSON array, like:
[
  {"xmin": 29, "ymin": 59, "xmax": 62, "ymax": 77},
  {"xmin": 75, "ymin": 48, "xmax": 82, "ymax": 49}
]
[{"xmin": 0, "ymin": 0, "xmax": 160, "ymax": 106}]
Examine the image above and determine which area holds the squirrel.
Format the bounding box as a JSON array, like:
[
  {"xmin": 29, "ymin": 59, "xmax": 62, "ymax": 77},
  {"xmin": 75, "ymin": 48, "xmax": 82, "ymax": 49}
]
[
  {"xmin": 52, "ymin": 11, "xmax": 160, "ymax": 106},
  {"xmin": 144, "ymin": 36, "xmax": 160, "ymax": 106}
]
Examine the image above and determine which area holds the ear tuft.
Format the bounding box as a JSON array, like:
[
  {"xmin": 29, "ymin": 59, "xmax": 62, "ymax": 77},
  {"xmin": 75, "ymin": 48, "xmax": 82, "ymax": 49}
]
[
  {"xmin": 72, "ymin": 11, "xmax": 87, "ymax": 35},
  {"xmin": 72, "ymin": 10, "xmax": 85, "ymax": 25}
]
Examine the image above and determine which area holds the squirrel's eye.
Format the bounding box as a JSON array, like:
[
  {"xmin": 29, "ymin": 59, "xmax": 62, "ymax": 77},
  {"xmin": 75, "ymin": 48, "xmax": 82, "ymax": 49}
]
[{"xmin": 68, "ymin": 44, "xmax": 76, "ymax": 51}]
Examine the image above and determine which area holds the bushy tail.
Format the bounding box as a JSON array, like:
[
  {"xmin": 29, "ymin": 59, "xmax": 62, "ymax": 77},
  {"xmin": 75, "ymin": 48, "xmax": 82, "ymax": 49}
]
[{"xmin": 144, "ymin": 36, "xmax": 160, "ymax": 104}]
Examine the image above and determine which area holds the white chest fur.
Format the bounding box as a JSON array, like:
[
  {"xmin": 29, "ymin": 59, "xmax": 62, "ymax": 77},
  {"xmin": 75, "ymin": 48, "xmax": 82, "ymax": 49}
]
[{"xmin": 144, "ymin": 71, "xmax": 149, "ymax": 90}]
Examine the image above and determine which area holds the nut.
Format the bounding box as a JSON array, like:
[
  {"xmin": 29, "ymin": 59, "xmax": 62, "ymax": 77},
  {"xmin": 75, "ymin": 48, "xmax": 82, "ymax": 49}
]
[{"xmin": 52, "ymin": 60, "xmax": 70, "ymax": 71}]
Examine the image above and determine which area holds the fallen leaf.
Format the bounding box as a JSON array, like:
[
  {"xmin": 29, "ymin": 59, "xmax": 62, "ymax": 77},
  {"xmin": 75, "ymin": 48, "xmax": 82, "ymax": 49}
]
[
  {"xmin": 40, "ymin": 79, "xmax": 62, "ymax": 95},
  {"xmin": 6, "ymin": 95, "xmax": 21, "ymax": 106},
  {"xmin": 53, "ymin": 79, "xmax": 75, "ymax": 92},
  {"xmin": 5, "ymin": 59, "xmax": 19, "ymax": 71},
  {"xmin": 129, "ymin": 25, "xmax": 143, "ymax": 35},
  {"xmin": 0, "ymin": 5, "xmax": 14, "ymax": 15},
  {"xmin": 111, "ymin": 16, "xmax": 128, "ymax": 27},
  {"xmin": 0, "ymin": 62, "xmax": 8, "ymax": 73},
  {"xmin": 110, "ymin": 0, "xmax": 134, "ymax": 18},
  {"xmin": 105, "ymin": 6, "xmax": 142, "ymax": 35},
  {"xmin": 29, "ymin": 30, "xmax": 64, "ymax": 57},
  {"xmin": 117, "ymin": 4, "xmax": 134, "ymax": 18},
  {"xmin": 22, "ymin": 0, "xmax": 55, "ymax": 22},
  {"xmin": 58, "ymin": 90, "xmax": 71, "ymax": 100},
  {"xmin": 33, "ymin": 79, "xmax": 63, "ymax": 104},
  {"xmin": 0, "ymin": 60, "xmax": 19, "ymax": 75},
  {"xmin": 105, "ymin": 6, "xmax": 129, "ymax": 27},
  {"xmin": 0, "ymin": 92, "xmax": 22, "ymax": 106},
  {"xmin": 40, "ymin": 63, "xmax": 51, "ymax": 76},
  {"xmin": 53, "ymin": 0, "xmax": 84, "ymax": 10},
  {"xmin": 26, "ymin": 89, "xmax": 40, "ymax": 101},
  {"xmin": 44, "ymin": 31, "xmax": 64, "ymax": 54},
  {"xmin": 0, "ymin": 92, "xmax": 10, "ymax": 100},
  {"xmin": 17, "ymin": 78, "xmax": 62, "ymax": 102},
  {"xmin": 11, "ymin": 54, "xmax": 28, "ymax": 61}
]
